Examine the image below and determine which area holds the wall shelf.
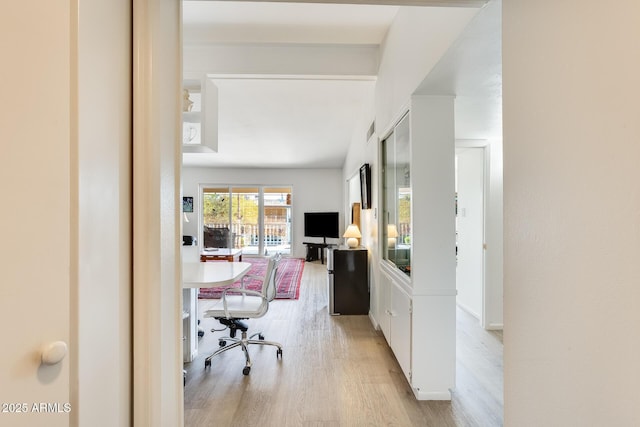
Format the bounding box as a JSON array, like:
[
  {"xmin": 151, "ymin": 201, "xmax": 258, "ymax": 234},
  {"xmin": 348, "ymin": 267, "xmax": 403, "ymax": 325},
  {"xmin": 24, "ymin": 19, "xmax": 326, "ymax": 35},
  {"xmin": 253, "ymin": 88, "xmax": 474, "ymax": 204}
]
[{"xmin": 182, "ymin": 77, "xmax": 218, "ymax": 153}]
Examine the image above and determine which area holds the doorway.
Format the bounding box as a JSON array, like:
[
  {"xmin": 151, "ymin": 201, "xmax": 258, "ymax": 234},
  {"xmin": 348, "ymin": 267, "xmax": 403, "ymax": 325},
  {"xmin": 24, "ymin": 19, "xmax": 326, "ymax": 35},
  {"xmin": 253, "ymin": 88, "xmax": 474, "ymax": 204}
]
[{"xmin": 455, "ymin": 146, "xmax": 486, "ymax": 321}]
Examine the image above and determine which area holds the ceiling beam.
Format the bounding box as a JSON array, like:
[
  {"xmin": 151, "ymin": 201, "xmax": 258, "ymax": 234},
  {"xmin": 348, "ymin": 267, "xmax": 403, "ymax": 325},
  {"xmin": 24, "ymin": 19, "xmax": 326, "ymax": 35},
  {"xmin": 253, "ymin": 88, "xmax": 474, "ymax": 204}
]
[
  {"xmin": 196, "ymin": 0, "xmax": 488, "ymax": 7},
  {"xmin": 184, "ymin": 43, "xmax": 379, "ymax": 79}
]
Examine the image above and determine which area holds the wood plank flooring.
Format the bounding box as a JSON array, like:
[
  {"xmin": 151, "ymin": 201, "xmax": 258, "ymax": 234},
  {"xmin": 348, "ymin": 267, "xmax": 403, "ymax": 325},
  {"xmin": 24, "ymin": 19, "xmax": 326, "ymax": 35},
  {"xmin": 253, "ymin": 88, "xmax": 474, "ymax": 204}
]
[{"xmin": 184, "ymin": 261, "xmax": 503, "ymax": 426}]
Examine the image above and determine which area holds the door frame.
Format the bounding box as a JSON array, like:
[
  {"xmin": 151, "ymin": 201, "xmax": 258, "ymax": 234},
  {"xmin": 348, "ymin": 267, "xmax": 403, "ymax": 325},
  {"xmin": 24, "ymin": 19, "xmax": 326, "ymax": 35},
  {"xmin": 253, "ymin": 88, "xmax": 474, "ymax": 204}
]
[{"xmin": 132, "ymin": 0, "xmax": 183, "ymax": 425}]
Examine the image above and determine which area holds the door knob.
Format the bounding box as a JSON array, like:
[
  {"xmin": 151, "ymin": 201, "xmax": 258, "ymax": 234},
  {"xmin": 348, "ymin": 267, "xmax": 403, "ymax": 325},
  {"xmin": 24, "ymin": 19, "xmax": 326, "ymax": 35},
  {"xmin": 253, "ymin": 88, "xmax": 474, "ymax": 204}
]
[{"xmin": 41, "ymin": 341, "xmax": 67, "ymax": 365}]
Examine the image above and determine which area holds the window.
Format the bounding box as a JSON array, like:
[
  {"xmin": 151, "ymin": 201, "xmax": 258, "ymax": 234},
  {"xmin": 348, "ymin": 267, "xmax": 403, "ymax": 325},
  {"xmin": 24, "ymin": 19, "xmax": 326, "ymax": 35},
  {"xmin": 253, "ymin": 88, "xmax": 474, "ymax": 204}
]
[
  {"xmin": 382, "ymin": 113, "xmax": 411, "ymax": 276},
  {"xmin": 202, "ymin": 186, "xmax": 292, "ymax": 255}
]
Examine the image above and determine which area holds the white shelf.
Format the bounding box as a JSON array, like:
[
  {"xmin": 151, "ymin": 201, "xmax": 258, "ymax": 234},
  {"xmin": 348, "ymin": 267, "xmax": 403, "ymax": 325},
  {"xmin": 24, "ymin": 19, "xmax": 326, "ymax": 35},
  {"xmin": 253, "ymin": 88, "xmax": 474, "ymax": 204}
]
[
  {"xmin": 182, "ymin": 111, "xmax": 200, "ymax": 123},
  {"xmin": 182, "ymin": 77, "xmax": 218, "ymax": 153}
]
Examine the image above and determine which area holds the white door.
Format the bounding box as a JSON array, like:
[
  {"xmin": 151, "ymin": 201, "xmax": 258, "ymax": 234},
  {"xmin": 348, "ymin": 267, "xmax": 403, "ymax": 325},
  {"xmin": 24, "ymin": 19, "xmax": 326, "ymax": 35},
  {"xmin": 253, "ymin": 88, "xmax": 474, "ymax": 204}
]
[{"xmin": 0, "ymin": 2, "xmax": 132, "ymax": 426}]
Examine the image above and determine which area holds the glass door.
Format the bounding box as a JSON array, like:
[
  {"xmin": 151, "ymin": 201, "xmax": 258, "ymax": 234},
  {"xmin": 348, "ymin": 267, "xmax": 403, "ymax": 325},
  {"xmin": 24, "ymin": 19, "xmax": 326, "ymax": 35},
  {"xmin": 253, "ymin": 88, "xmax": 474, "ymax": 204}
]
[
  {"xmin": 230, "ymin": 187, "xmax": 260, "ymax": 254},
  {"xmin": 201, "ymin": 185, "xmax": 292, "ymax": 255},
  {"xmin": 263, "ymin": 187, "xmax": 292, "ymax": 255},
  {"xmin": 202, "ymin": 187, "xmax": 231, "ymax": 248}
]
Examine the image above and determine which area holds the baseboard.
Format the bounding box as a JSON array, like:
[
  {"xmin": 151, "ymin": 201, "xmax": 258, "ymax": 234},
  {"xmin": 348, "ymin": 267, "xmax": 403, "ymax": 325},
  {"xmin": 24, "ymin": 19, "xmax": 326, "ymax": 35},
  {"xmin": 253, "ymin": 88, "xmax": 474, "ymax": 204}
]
[
  {"xmin": 412, "ymin": 388, "xmax": 452, "ymax": 401},
  {"xmin": 456, "ymin": 302, "xmax": 480, "ymax": 320},
  {"xmin": 368, "ymin": 312, "xmax": 380, "ymax": 330}
]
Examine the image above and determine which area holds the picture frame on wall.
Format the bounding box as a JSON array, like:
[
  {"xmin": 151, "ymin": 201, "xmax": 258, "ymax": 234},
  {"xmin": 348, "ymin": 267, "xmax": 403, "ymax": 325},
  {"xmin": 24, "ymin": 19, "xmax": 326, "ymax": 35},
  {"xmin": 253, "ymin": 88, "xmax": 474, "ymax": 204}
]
[
  {"xmin": 359, "ymin": 163, "xmax": 372, "ymax": 209},
  {"xmin": 183, "ymin": 196, "xmax": 194, "ymax": 213}
]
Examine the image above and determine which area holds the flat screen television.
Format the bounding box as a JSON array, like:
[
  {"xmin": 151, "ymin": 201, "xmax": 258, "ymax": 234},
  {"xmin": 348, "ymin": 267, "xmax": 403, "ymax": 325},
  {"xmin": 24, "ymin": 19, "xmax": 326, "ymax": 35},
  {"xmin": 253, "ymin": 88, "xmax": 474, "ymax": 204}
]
[{"xmin": 304, "ymin": 212, "xmax": 339, "ymax": 242}]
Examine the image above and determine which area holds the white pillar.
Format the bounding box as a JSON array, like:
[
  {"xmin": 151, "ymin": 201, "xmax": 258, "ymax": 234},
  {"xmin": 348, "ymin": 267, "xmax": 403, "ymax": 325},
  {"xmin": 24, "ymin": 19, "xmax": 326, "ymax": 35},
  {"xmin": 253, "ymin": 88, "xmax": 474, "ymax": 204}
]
[{"xmin": 410, "ymin": 95, "xmax": 457, "ymax": 399}]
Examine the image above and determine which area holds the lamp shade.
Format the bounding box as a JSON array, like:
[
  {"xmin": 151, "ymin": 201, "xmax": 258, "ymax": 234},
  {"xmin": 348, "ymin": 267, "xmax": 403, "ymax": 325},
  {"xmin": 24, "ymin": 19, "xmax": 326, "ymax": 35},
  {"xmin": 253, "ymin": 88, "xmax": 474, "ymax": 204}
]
[
  {"xmin": 343, "ymin": 224, "xmax": 361, "ymax": 248},
  {"xmin": 343, "ymin": 224, "xmax": 362, "ymax": 239},
  {"xmin": 387, "ymin": 224, "xmax": 398, "ymax": 248}
]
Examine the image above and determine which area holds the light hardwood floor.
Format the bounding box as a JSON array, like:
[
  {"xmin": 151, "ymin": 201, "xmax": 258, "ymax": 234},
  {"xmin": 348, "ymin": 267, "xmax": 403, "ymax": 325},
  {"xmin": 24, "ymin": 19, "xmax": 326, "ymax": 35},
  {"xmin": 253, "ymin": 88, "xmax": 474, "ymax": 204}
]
[{"xmin": 184, "ymin": 261, "xmax": 503, "ymax": 427}]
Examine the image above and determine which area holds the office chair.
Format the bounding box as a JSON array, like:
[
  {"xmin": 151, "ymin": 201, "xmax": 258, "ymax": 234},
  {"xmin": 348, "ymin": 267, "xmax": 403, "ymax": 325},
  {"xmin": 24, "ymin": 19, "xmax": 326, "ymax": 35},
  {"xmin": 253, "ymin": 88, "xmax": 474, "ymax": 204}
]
[{"xmin": 202, "ymin": 254, "xmax": 283, "ymax": 375}]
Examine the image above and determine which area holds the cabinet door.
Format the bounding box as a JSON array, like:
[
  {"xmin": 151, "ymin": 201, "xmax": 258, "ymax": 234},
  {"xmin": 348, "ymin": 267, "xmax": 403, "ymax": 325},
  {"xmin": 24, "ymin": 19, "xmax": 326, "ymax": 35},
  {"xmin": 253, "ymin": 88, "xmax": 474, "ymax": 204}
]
[
  {"xmin": 379, "ymin": 269, "xmax": 392, "ymax": 343},
  {"xmin": 390, "ymin": 282, "xmax": 412, "ymax": 382}
]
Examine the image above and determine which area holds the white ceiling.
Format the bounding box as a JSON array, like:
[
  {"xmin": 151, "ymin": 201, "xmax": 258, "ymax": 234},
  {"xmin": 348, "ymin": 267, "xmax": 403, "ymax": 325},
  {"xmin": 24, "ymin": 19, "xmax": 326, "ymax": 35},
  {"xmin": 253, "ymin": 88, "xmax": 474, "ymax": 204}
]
[
  {"xmin": 194, "ymin": 77, "xmax": 376, "ymax": 168},
  {"xmin": 182, "ymin": 0, "xmax": 501, "ymax": 169},
  {"xmin": 183, "ymin": 1, "xmax": 399, "ymax": 45}
]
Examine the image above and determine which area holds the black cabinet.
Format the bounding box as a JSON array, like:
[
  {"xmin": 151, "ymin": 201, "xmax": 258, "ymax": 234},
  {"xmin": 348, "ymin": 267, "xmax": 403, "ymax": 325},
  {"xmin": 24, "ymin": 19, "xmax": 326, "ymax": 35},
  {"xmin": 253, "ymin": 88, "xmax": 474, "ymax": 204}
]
[{"xmin": 327, "ymin": 248, "xmax": 369, "ymax": 315}]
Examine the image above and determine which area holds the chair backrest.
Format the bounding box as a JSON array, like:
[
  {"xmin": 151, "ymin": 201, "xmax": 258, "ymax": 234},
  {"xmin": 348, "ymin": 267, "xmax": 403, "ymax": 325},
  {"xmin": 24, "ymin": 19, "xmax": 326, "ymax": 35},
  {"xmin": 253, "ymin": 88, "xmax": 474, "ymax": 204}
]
[{"xmin": 262, "ymin": 253, "xmax": 282, "ymax": 302}]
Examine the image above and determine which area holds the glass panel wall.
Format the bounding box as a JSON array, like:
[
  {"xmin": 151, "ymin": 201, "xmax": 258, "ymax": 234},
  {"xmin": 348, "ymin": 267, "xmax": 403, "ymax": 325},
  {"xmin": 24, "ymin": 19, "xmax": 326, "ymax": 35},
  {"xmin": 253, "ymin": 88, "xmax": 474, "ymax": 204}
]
[
  {"xmin": 201, "ymin": 185, "xmax": 292, "ymax": 255},
  {"xmin": 382, "ymin": 113, "xmax": 411, "ymax": 276}
]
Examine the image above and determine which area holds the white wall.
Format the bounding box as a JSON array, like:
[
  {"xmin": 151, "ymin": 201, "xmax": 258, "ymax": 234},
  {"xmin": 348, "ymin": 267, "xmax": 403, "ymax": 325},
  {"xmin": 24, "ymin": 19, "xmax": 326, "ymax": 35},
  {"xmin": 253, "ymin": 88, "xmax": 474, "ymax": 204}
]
[
  {"xmin": 344, "ymin": 6, "xmax": 479, "ymax": 329},
  {"xmin": 456, "ymin": 147, "xmax": 484, "ymax": 319},
  {"xmin": 504, "ymin": 1, "xmax": 640, "ymax": 425},
  {"xmin": 182, "ymin": 167, "xmax": 344, "ymax": 258},
  {"xmin": 374, "ymin": 6, "xmax": 478, "ymax": 133},
  {"xmin": 343, "ymin": 109, "xmax": 379, "ymax": 323}
]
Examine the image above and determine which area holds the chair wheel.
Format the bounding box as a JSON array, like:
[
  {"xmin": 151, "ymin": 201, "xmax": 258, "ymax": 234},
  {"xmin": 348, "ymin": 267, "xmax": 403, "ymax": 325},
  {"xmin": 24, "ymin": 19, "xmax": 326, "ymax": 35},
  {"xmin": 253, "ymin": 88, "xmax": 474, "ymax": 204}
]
[
  {"xmin": 242, "ymin": 366, "xmax": 251, "ymax": 375},
  {"xmin": 276, "ymin": 348, "xmax": 283, "ymax": 359},
  {"xmin": 219, "ymin": 340, "xmax": 226, "ymax": 347},
  {"xmin": 204, "ymin": 359, "xmax": 211, "ymax": 369}
]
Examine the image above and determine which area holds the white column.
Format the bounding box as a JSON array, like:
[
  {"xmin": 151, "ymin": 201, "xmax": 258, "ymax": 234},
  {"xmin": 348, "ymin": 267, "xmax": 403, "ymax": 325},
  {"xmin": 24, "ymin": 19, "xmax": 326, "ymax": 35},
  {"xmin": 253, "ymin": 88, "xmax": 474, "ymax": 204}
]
[{"xmin": 410, "ymin": 95, "xmax": 457, "ymax": 400}]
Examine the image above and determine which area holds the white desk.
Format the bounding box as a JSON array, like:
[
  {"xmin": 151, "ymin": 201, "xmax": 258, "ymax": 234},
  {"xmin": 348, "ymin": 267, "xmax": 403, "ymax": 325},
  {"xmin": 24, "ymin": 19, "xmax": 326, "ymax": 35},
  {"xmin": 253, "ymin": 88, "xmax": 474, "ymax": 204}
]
[
  {"xmin": 182, "ymin": 261, "xmax": 252, "ymax": 361},
  {"xmin": 182, "ymin": 261, "xmax": 251, "ymax": 288}
]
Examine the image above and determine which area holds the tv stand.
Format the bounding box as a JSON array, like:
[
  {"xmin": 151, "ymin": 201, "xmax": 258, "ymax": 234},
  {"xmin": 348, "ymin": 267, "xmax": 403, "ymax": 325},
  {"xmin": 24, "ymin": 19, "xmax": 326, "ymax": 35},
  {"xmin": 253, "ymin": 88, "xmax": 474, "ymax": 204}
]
[{"xmin": 303, "ymin": 242, "xmax": 331, "ymax": 264}]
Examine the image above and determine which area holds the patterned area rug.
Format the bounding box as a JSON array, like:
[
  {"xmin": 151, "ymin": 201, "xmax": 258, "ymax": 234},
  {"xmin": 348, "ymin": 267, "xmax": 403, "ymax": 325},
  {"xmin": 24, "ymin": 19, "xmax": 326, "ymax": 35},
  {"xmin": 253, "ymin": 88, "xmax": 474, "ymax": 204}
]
[{"xmin": 198, "ymin": 257, "xmax": 305, "ymax": 300}]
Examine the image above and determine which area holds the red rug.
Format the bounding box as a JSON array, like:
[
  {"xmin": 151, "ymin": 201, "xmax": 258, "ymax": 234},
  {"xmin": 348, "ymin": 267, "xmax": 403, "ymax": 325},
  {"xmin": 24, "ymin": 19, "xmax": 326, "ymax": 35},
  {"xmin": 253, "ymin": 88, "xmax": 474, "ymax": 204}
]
[{"xmin": 198, "ymin": 257, "xmax": 305, "ymax": 300}]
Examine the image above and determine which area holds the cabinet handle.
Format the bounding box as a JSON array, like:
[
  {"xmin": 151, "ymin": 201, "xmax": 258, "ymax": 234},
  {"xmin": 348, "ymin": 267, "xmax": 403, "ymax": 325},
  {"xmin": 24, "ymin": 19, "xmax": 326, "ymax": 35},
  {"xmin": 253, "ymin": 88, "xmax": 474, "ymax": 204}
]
[{"xmin": 385, "ymin": 309, "xmax": 396, "ymax": 317}]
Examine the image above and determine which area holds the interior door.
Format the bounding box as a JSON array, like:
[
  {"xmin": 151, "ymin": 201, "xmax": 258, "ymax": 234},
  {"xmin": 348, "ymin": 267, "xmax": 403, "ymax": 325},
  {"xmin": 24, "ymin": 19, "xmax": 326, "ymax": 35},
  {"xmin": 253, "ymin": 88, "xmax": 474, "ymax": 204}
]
[
  {"xmin": 0, "ymin": 2, "xmax": 132, "ymax": 426},
  {"xmin": 0, "ymin": 5, "xmax": 74, "ymax": 426}
]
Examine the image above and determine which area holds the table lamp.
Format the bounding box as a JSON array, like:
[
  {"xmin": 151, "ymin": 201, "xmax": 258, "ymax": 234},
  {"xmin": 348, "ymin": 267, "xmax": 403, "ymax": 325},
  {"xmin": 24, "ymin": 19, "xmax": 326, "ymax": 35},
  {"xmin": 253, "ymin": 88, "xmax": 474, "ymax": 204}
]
[
  {"xmin": 343, "ymin": 224, "xmax": 362, "ymax": 248},
  {"xmin": 387, "ymin": 224, "xmax": 398, "ymax": 248}
]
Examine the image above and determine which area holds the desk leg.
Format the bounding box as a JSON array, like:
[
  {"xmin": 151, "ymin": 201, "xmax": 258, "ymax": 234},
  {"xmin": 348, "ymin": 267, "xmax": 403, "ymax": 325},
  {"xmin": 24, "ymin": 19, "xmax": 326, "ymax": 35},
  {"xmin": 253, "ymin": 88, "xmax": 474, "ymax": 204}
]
[{"xmin": 183, "ymin": 288, "xmax": 197, "ymax": 362}]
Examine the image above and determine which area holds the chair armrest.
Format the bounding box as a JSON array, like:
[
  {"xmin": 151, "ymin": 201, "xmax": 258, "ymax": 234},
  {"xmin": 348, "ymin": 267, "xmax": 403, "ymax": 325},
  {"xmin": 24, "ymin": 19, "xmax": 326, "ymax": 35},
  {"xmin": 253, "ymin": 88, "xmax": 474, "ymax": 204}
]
[{"xmin": 220, "ymin": 288, "xmax": 268, "ymax": 319}]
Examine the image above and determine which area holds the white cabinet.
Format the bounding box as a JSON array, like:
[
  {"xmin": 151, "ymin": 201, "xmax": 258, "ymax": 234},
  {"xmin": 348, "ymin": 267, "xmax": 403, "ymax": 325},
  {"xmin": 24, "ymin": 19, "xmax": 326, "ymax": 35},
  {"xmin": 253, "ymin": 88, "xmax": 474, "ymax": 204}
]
[
  {"xmin": 388, "ymin": 273, "xmax": 412, "ymax": 382},
  {"xmin": 182, "ymin": 288, "xmax": 197, "ymax": 362},
  {"xmin": 377, "ymin": 95, "xmax": 457, "ymax": 400},
  {"xmin": 378, "ymin": 269, "xmax": 391, "ymax": 341},
  {"xmin": 380, "ymin": 266, "xmax": 411, "ymax": 379}
]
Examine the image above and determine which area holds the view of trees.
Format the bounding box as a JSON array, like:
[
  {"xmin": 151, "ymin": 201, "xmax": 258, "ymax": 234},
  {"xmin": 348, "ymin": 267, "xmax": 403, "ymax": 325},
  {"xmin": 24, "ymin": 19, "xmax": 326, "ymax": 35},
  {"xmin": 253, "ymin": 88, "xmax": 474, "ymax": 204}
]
[{"xmin": 203, "ymin": 192, "xmax": 259, "ymax": 225}]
